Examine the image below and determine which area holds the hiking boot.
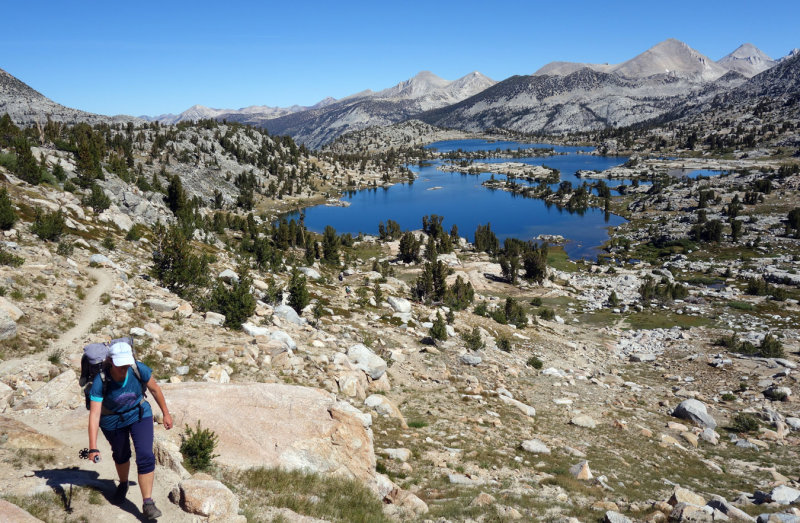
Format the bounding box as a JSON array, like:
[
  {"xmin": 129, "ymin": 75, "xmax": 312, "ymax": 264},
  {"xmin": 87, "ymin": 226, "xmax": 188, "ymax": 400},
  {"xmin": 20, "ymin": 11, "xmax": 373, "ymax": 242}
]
[
  {"xmin": 111, "ymin": 481, "xmax": 128, "ymax": 505},
  {"xmin": 142, "ymin": 499, "xmax": 162, "ymax": 520}
]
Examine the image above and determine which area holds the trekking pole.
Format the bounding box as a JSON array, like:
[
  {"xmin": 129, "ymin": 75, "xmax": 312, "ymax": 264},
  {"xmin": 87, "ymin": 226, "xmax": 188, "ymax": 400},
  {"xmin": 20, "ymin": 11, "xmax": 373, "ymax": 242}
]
[{"xmin": 79, "ymin": 448, "xmax": 101, "ymax": 463}]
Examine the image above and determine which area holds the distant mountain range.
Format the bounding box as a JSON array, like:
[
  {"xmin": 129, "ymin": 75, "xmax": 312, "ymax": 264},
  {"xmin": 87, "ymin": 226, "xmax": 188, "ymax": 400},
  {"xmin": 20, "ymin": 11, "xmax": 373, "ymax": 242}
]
[{"xmin": 1, "ymin": 39, "xmax": 798, "ymax": 147}]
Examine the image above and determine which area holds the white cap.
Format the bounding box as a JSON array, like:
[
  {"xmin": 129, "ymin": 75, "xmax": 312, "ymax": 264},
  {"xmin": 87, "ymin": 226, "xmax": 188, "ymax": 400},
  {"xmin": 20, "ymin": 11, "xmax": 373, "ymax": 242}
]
[{"xmin": 109, "ymin": 342, "xmax": 135, "ymax": 367}]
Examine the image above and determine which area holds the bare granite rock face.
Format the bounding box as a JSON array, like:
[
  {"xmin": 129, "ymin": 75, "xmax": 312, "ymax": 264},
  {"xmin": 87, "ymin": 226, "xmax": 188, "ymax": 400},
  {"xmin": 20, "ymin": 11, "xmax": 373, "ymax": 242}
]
[
  {"xmin": 0, "ymin": 499, "xmax": 43, "ymax": 523},
  {"xmin": 161, "ymin": 382, "xmax": 380, "ymax": 488}
]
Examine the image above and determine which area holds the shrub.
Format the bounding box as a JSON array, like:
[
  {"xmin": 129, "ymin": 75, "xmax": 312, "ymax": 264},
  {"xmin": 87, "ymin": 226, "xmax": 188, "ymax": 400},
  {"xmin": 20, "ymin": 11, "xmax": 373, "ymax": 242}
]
[
  {"xmin": 529, "ymin": 297, "xmax": 542, "ymax": 307},
  {"xmin": 429, "ymin": 312, "xmax": 447, "ymax": 341},
  {"xmin": 497, "ymin": 335, "xmax": 512, "ymax": 352},
  {"xmin": 205, "ymin": 267, "xmax": 256, "ymax": 330},
  {"xmin": 125, "ymin": 224, "xmax": 145, "ymax": 241},
  {"xmin": 102, "ymin": 236, "xmax": 115, "ymax": 251},
  {"xmin": 83, "ymin": 184, "xmax": 111, "ymax": 213},
  {"xmin": 526, "ymin": 356, "xmax": 544, "ymax": 369},
  {"xmin": 151, "ymin": 222, "xmax": 210, "ymax": 298},
  {"xmin": 0, "ymin": 187, "xmax": 17, "ymax": 230},
  {"xmin": 538, "ymin": 307, "xmax": 555, "ymax": 321},
  {"xmin": 461, "ymin": 326, "xmax": 485, "ymax": 351},
  {"xmin": 0, "ymin": 247, "xmax": 23, "ymax": 267},
  {"xmin": 504, "ymin": 297, "xmax": 528, "ymax": 328},
  {"xmin": 758, "ymin": 333, "xmax": 784, "ymax": 358},
  {"xmin": 473, "ymin": 302, "xmax": 488, "ymax": 317},
  {"xmin": 179, "ymin": 421, "xmax": 219, "ymax": 471},
  {"xmin": 721, "ymin": 393, "xmax": 736, "ymax": 402},
  {"xmin": 56, "ymin": 241, "xmax": 74, "ymax": 256},
  {"xmin": 764, "ymin": 388, "xmax": 788, "ymax": 402},
  {"xmin": 730, "ymin": 413, "xmax": 759, "ymax": 433},
  {"xmin": 31, "ymin": 209, "xmax": 65, "ymax": 242}
]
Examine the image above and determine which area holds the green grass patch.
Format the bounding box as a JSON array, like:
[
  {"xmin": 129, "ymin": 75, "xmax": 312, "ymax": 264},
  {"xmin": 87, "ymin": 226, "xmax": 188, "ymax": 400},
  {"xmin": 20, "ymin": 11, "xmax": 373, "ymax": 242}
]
[
  {"xmin": 235, "ymin": 467, "xmax": 390, "ymax": 523},
  {"xmin": 546, "ymin": 246, "xmax": 579, "ymax": 273},
  {"xmin": 727, "ymin": 301, "xmax": 754, "ymax": 311}
]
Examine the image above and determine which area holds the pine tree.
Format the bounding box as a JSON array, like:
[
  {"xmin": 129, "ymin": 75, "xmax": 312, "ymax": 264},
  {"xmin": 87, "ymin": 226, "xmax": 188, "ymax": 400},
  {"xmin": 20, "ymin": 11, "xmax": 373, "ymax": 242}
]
[
  {"xmin": 165, "ymin": 174, "xmax": 187, "ymax": 215},
  {"xmin": 288, "ymin": 268, "xmax": 310, "ymax": 314},
  {"xmin": 0, "ymin": 188, "xmax": 17, "ymax": 230},
  {"xmin": 322, "ymin": 225, "xmax": 340, "ymax": 264}
]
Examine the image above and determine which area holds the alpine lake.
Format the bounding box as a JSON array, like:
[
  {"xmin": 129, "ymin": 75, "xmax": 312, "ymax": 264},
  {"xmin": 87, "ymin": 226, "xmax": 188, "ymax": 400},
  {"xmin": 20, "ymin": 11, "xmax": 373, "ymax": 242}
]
[{"xmin": 289, "ymin": 139, "xmax": 721, "ymax": 259}]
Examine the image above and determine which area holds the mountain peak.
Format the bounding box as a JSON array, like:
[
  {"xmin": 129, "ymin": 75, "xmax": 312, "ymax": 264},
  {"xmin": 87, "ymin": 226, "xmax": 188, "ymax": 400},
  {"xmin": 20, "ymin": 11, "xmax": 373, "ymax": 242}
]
[
  {"xmin": 614, "ymin": 38, "xmax": 728, "ymax": 81},
  {"xmin": 718, "ymin": 43, "xmax": 775, "ymax": 77}
]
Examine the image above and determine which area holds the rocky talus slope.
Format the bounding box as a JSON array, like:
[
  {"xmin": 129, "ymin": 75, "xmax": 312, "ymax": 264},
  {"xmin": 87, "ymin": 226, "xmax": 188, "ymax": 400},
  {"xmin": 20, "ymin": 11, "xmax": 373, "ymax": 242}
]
[{"xmin": 1, "ymin": 137, "xmax": 799, "ymax": 521}]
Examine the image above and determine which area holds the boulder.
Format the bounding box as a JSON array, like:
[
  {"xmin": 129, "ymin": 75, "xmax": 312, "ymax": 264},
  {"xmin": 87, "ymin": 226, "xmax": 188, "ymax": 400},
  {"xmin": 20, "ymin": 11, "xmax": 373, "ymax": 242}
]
[
  {"xmin": 498, "ymin": 395, "xmax": 536, "ymax": 417},
  {"xmin": 605, "ymin": 512, "xmax": 633, "ymax": 523},
  {"xmin": 218, "ymin": 269, "xmax": 239, "ymax": 284},
  {"xmin": 143, "ymin": 298, "xmax": 178, "ymax": 312},
  {"xmin": 770, "ymin": 485, "xmax": 800, "ymax": 505},
  {"xmin": 204, "ymin": 312, "xmax": 226, "ymax": 326},
  {"xmin": 0, "ymin": 499, "xmax": 43, "ymax": 522},
  {"xmin": 0, "ymin": 309, "xmax": 17, "ymax": 341},
  {"xmin": 169, "ymin": 478, "xmax": 239, "ymax": 519},
  {"xmin": 0, "ymin": 416, "xmax": 64, "ymax": 449},
  {"xmin": 153, "ymin": 432, "xmax": 190, "ymax": 479},
  {"xmin": 89, "ymin": 253, "xmax": 115, "ymax": 267},
  {"xmin": 387, "ymin": 296, "xmax": 411, "ymax": 314},
  {"xmin": 569, "ymin": 460, "xmax": 593, "ymax": 480},
  {"xmin": 521, "ymin": 439, "xmax": 551, "ymax": 454},
  {"xmin": 273, "ymin": 304, "xmax": 306, "ymax": 325},
  {"xmin": 298, "ymin": 267, "xmax": 321, "ymax": 280},
  {"xmin": 270, "ymin": 330, "xmax": 297, "ymax": 350},
  {"xmin": 460, "ymin": 353, "xmax": 482, "ymax": 366},
  {"xmin": 160, "ymin": 382, "xmax": 378, "ymax": 489},
  {"xmin": 672, "ymin": 399, "xmax": 717, "ymax": 429},
  {"xmin": 348, "ymin": 344, "xmax": 387, "ymax": 380},
  {"xmin": 365, "ymin": 394, "xmax": 407, "ymax": 427},
  {"xmin": 242, "ymin": 322, "xmax": 270, "ymax": 337},
  {"xmin": 668, "ymin": 486, "xmax": 706, "ymax": 507},
  {"xmin": 0, "ymin": 297, "xmax": 24, "ymax": 321},
  {"xmin": 13, "ymin": 370, "xmax": 78, "ymax": 410},
  {"xmin": 202, "ymin": 365, "xmax": 230, "ymax": 384},
  {"xmin": 707, "ymin": 496, "xmax": 756, "ymax": 522},
  {"xmin": 382, "ymin": 448, "xmax": 412, "ymax": 462},
  {"xmin": 570, "ymin": 414, "xmax": 597, "ymax": 429}
]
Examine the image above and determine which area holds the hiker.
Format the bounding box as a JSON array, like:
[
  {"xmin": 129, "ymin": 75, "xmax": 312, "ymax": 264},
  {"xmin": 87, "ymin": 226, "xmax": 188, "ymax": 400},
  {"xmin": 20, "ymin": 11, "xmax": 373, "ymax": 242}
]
[{"xmin": 86, "ymin": 341, "xmax": 173, "ymax": 520}]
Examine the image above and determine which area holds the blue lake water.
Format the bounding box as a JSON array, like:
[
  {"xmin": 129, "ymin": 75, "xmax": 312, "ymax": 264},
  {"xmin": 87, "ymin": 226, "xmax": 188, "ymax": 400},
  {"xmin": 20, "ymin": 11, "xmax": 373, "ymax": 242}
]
[{"xmin": 292, "ymin": 140, "xmax": 631, "ymax": 259}]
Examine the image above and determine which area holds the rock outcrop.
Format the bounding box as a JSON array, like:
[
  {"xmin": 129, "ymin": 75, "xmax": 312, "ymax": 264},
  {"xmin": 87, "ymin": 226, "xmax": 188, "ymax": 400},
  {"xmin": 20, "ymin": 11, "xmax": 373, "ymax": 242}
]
[{"xmin": 160, "ymin": 382, "xmax": 379, "ymax": 488}]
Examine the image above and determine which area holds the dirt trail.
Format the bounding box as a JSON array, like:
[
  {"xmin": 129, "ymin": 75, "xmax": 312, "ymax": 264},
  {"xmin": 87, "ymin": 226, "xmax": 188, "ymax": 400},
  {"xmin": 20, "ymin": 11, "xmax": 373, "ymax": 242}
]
[{"xmin": 51, "ymin": 267, "xmax": 116, "ymax": 355}]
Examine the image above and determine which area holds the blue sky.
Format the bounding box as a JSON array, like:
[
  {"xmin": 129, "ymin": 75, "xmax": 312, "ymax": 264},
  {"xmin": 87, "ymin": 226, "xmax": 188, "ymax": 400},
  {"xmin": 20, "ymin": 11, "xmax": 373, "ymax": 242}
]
[{"xmin": 2, "ymin": 1, "xmax": 798, "ymax": 116}]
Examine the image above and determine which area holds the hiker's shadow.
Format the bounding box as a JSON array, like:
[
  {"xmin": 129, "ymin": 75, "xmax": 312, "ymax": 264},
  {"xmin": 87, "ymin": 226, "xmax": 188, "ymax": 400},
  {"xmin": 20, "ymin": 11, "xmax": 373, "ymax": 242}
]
[{"xmin": 35, "ymin": 468, "xmax": 146, "ymax": 521}]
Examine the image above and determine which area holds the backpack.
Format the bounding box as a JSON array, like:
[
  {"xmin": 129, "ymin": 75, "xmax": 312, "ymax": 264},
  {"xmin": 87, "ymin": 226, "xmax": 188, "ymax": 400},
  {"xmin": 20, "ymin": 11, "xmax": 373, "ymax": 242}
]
[{"xmin": 79, "ymin": 336, "xmax": 147, "ymax": 412}]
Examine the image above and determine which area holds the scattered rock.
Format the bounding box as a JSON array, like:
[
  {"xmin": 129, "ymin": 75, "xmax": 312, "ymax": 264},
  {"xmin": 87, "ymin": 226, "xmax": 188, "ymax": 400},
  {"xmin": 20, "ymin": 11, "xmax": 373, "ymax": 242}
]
[
  {"xmin": 498, "ymin": 395, "xmax": 536, "ymax": 417},
  {"xmin": 298, "ymin": 267, "xmax": 321, "ymax": 280},
  {"xmin": 770, "ymin": 485, "xmax": 800, "ymax": 505},
  {"xmin": 672, "ymin": 399, "xmax": 717, "ymax": 429},
  {"xmin": 382, "ymin": 448, "xmax": 412, "ymax": 462},
  {"xmin": 387, "ymin": 296, "xmax": 412, "ymax": 313},
  {"xmin": 348, "ymin": 344, "xmax": 387, "ymax": 379},
  {"xmin": 605, "ymin": 511, "xmax": 633, "ymax": 523},
  {"xmin": 0, "ymin": 310, "xmax": 17, "ymax": 341},
  {"xmin": 365, "ymin": 394, "xmax": 406, "ymax": 427},
  {"xmin": 169, "ymin": 477, "xmax": 240, "ymax": 519},
  {"xmin": 218, "ymin": 269, "xmax": 239, "ymax": 284},
  {"xmin": 204, "ymin": 311, "xmax": 226, "ymax": 326},
  {"xmin": 569, "ymin": 460, "xmax": 593, "ymax": 480},
  {"xmin": 0, "ymin": 417, "xmax": 63, "ymax": 449},
  {"xmin": 0, "ymin": 297, "xmax": 24, "ymax": 322},
  {"xmin": 668, "ymin": 486, "xmax": 706, "ymax": 507},
  {"xmin": 273, "ymin": 304, "xmax": 306, "ymax": 325},
  {"xmin": 521, "ymin": 439, "xmax": 551, "ymax": 454},
  {"xmin": 570, "ymin": 414, "xmax": 597, "ymax": 429},
  {"xmin": 460, "ymin": 353, "xmax": 482, "ymax": 366},
  {"xmin": 143, "ymin": 298, "xmax": 178, "ymax": 312}
]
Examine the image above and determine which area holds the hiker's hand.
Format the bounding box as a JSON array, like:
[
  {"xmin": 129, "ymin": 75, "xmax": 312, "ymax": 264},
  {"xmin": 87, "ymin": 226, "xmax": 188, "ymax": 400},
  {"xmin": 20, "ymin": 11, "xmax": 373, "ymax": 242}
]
[
  {"xmin": 163, "ymin": 413, "xmax": 173, "ymax": 430},
  {"xmin": 88, "ymin": 450, "xmax": 100, "ymax": 463}
]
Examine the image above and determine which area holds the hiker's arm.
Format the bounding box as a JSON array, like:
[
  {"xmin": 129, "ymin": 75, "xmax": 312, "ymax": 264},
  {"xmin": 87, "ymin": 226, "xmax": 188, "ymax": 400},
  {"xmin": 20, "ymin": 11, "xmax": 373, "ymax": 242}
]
[
  {"xmin": 146, "ymin": 377, "xmax": 173, "ymax": 430},
  {"xmin": 88, "ymin": 400, "xmax": 101, "ymax": 462}
]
